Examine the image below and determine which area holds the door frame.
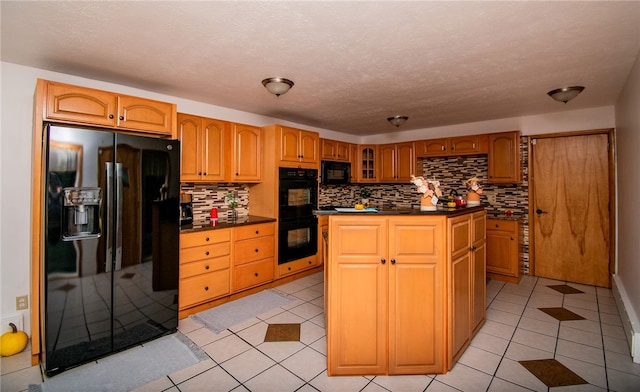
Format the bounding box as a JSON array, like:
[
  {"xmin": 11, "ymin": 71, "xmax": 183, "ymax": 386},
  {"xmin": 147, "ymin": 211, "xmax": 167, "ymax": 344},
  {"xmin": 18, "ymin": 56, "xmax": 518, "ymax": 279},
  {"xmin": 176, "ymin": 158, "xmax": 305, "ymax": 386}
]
[{"xmin": 528, "ymin": 128, "xmax": 616, "ymax": 285}]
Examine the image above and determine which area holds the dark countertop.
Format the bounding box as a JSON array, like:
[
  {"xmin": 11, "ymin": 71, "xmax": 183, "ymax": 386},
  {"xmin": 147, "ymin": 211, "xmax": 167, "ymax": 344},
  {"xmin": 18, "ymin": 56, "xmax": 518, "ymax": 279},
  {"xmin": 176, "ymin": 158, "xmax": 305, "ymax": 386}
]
[
  {"xmin": 180, "ymin": 215, "xmax": 276, "ymax": 233},
  {"xmin": 314, "ymin": 205, "xmax": 486, "ymax": 216}
]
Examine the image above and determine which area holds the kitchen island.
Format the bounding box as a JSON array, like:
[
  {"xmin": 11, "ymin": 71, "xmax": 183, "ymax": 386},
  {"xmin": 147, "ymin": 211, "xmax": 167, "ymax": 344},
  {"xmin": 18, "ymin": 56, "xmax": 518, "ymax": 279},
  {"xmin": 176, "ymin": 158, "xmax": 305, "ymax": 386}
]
[{"xmin": 324, "ymin": 206, "xmax": 486, "ymax": 375}]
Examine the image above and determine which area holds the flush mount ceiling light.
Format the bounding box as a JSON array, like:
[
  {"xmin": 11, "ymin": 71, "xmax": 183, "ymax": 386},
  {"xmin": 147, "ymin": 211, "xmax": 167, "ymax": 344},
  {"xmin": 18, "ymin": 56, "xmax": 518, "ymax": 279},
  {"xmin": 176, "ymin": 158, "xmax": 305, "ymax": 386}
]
[
  {"xmin": 387, "ymin": 115, "xmax": 409, "ymax": 127},
  {"xmin": 261, "ymin": 77, "xmax": 294, "ymax": 97},
  {"xmin": 547, "ymin": 86, "xmax": 585, "ymax": 104}
]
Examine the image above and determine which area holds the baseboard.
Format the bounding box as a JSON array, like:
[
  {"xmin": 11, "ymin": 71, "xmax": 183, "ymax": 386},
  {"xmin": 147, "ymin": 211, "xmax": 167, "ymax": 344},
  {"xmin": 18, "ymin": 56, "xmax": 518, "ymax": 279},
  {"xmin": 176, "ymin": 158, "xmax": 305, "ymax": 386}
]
[{"xmin": 612, "ymin": 274, "xmax": 640, "ymax": 364}]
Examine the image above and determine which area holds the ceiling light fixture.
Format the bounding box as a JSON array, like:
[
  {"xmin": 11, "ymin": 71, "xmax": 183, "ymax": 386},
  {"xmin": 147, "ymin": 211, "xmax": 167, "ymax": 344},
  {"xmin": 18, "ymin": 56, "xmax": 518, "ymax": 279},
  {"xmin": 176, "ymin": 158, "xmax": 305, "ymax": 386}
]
[
  {"xmin": 261, "ymin": 77, "xmax": 294, "ymax": 97},
  {"xmin": 547, "ymin": 86, "xmax": 585, "ymax": 104},
  {"xmin": 387, "ymin": 115, "xmax": 409, "ymax": 127}
]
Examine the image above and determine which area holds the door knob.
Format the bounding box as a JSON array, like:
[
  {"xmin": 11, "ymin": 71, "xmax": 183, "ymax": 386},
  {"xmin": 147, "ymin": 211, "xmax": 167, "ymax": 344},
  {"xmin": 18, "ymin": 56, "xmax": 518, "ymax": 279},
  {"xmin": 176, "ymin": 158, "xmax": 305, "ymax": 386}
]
[{"xmin": 536, "ymin": 208, "xmax": 547, "ymax": 215}]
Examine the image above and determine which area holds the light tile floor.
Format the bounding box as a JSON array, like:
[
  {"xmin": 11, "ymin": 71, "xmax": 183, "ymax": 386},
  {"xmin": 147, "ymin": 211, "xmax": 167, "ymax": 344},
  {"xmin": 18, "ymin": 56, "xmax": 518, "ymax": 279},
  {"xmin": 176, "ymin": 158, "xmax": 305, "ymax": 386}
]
[{"xmin": 3, "ymin": 272, "xmax": 640, "ymax": 391}]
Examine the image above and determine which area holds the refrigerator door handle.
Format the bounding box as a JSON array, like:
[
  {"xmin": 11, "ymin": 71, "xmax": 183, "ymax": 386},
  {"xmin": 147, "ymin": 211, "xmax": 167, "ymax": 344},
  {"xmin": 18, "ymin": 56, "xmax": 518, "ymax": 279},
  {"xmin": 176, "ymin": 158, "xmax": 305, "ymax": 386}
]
[
  {"xmin": 105, "ymin": 162, "xmax": 113, "ymax": 272},
  {"xmin": 115, "ymin": 163, "xmax": 124, "ymax": 271}
]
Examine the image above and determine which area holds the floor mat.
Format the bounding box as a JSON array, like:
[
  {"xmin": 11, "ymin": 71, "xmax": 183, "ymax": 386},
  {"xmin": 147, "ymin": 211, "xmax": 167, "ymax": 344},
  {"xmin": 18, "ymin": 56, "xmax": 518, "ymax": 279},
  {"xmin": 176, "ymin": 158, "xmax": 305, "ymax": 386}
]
[
  {"xmin": 519, "ymin": 359, "xmax": 588, "ymax": 387},
  {"xmin": 30, "ymin": 333, "xmax": 205, "ymax": 392},
  {"xmin": 191, "ymin": 289, "xmax": 294, "ymax": 333},
  {"xmin": 264, "ymin": 323, "xmax": 301, "ymax": 342}
]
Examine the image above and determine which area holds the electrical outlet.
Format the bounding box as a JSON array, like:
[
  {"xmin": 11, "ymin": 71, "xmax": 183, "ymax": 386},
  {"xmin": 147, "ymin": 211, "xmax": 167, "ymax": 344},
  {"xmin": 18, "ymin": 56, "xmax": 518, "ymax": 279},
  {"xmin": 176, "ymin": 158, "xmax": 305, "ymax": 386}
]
[
  {"xmin": 16, "ymin": 295, "xmax": 28, "ymax": 310},
  {"xmin": 486, "ymin": 193, "xmax": 497, "ymax": 204}
]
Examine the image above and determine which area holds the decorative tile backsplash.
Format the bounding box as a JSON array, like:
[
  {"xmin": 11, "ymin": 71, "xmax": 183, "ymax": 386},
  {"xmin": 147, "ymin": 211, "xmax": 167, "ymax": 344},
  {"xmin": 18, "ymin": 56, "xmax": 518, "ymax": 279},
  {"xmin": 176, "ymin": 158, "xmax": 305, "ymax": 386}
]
[
  {"xmin": 181, "ymin": 183, "xmax": 249, "ymax": 224},
  {"xmin": 319, "ymin": 136, "xmax": 531, "ymax": 274}
]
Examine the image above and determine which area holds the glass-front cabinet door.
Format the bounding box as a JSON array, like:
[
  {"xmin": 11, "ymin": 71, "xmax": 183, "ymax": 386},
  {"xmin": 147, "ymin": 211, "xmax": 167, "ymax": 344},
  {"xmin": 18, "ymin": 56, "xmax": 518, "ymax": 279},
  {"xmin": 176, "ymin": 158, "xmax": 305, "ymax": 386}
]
[{"xmin": 358, "ymin": 145, "xmax": 378, "ymax": 183}]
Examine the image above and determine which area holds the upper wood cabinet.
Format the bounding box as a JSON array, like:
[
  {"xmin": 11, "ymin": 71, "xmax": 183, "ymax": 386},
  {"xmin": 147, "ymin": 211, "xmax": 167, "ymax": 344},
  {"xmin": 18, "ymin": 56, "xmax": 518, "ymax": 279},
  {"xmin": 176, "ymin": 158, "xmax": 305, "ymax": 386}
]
[
  {"xmin": 416, "ymin": 138, "xmax": 449, "ymax": 156},
  {"xmin": 44, "ymin": 80, "xmax": 176, "ymax": 136},
  {"xmin": 179, "ymin": 115, "xmax": 260, "ymax": 183},
  {"xmin": 279, "ymin": 126, "xmax": 319, "ymax": 166},
  {"xmin": 231, "ymin": 123, "xmax": 261, "ymax": 183},
  {"xmin": 379, "ymin": 142, "xmax": 415, "ymax": 183},
  {"xmin": 321, "ymin": 138, "xmax": 351, "ymax": 161},
  {"xmin": 356, "ymin": 145, "xmax": 379, "ymax": 183},
  {"xmin": 487, "ymin": 131, "xmax": 521, "ymax": 184},
  {"xmin": 178, "ymin": 114, "xmax": 229, "ymax": 182},
  {"xmin": 416, "ymin": 135, "xmax": 488, "ymax": 157}
]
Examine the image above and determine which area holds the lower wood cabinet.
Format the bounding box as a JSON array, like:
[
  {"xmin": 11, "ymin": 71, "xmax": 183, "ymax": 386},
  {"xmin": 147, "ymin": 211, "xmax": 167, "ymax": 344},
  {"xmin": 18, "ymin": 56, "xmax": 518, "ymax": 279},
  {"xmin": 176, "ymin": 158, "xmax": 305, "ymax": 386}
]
[
  {"xmin": 179, "ymin": 229, "xmax": 232, "ymax": 310},
  {"xmin": 327, "ymin": 215, "xmax": 447, "ymax": 375},
  {"xmin": 327, "ymin": 211, "xmax": 486, "ymax": 376},
  {"xmin": 447, "ymin": 211, "xmax": 486, "ymax": 368},
  {"xmin": 486, "ymin": 218, "xmax": 521, "ymax": 283},
  {"xmin": 232, "ymin": 222, "xmax": 275, "ymax": 292}
]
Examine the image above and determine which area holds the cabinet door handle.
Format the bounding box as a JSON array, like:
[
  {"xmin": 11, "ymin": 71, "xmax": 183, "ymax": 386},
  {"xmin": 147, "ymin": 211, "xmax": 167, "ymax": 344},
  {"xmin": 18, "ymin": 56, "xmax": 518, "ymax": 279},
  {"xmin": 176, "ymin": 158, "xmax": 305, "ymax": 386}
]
[
  {"xmin": 255, "ymin": 248, "xmax": 259, "ymax": 253},
  {"xmin": 205, "ymin": 265, "xmax": 210, "ymax": 270},
  {"xmin": 255, "ymin": 230, "xmax": 259, "ymax": 234},
  {"xmin": 205, "ymin": 237, "xmax": 210, "ymax": 242},
  {"xmin": 536, "ymin": 208, "xmax": 547, "ymax": 215},
  {"xmin": 205, "ymin": 251, "xmax": 210, "ymax": 256},
  {"xmin": 391, "ymin": 259, "xmax": 396, "ymax": 264},
  {"xmin": 510, "ymin": 237, "xmax": 514, "ymax": 241},
  {"xmin": 204, "ymin": 286, "xmax": 209, "ymax": 291},
  {"xmin": 119, "ymin": 116, "xmax": 124, "ymax": 121},
  {"xmin": 108, "ymin": 114, "xmax": 114, "ymax": 119},
  {"xmin": 381, "ymin": 258, "xmax": 386, "ymax": 264},
  {"xmin": 254, "ymin": 272, "xmax": 259, "ymax": 277}
]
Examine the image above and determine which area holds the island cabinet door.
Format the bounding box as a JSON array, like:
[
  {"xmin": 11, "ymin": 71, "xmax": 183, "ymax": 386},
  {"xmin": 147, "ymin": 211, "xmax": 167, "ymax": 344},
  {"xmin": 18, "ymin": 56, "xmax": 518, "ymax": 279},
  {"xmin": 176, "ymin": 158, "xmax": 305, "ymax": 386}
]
[
  {"xmin": 388, "ymin": 217, "xmax": 447, "ymax": 375},
  {"xmin": 327, "ymin": 216, "xmax": 388, "ymax": 376}
]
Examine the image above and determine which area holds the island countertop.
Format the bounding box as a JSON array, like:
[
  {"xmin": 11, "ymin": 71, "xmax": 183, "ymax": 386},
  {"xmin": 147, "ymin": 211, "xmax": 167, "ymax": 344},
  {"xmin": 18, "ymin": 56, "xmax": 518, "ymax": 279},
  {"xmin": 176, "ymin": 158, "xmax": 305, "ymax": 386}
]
[{"xmin": 314, "ymin": 204, "xmax": 486, "ymax": 216}]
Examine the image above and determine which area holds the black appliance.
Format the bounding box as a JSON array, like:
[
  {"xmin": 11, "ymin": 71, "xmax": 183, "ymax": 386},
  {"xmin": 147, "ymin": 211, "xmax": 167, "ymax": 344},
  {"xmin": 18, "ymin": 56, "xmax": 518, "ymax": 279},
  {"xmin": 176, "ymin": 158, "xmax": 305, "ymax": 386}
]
[
  {"xmin": 180, "ymin": 193, "xmax": 193, "ymax": 225},
  {"xmin": 278, "ymin": 168, "xmax": 318, "ymax": 264},
  {"xmin": 44, "ymin": 124, "xmax": 180, "ymax": 376},
  {"xmin": 320, "ymin": 160, "xmax": 351, "ymax": 184}
]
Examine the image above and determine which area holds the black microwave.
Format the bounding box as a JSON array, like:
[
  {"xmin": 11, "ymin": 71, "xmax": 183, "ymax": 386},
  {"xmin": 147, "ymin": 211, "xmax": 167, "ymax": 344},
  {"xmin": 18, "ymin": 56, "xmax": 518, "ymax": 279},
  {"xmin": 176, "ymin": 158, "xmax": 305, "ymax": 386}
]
[{"xmin": 321, "ymin": 161, "xmax": 351, "ymax": 184}]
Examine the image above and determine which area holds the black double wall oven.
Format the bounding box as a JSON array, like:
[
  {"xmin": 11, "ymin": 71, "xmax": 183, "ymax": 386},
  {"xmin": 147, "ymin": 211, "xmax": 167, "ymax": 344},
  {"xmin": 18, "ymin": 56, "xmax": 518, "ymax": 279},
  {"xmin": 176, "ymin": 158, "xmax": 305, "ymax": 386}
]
[{"xmin": 278, "ymin": 168, "xmax": 318, "ymax": 264}]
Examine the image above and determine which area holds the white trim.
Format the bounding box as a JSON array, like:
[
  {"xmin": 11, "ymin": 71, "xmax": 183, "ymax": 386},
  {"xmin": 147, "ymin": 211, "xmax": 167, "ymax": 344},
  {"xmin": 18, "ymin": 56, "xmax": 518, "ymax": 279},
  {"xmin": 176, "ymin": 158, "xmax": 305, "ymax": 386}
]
[{"xmin": 612, "ymin": 274, "xmax": 640, "ymax": 364}]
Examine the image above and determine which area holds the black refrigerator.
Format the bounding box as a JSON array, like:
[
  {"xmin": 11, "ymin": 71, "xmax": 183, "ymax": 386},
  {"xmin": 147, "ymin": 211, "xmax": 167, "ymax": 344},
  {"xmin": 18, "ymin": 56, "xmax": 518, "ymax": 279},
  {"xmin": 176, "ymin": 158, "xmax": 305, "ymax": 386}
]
[{"xmin": 44, "ymin": 124, "xmax": 180, "ymax": 376}]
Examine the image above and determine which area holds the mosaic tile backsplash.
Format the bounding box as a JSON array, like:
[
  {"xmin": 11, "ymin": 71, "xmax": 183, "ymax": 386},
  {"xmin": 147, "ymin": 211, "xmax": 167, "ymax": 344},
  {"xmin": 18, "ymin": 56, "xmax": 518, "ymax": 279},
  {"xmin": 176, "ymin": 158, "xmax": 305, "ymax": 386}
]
[
  {"xmin": 182, "ymin": 137, "xmax": 530, "ymax": 275},
  {"xmin": 319, "ymin": 136, "xmax": 530, "ymax": 274},
  {"xmin": 181, "ymin": 183, "xmax": 249, "ymax": 224}
]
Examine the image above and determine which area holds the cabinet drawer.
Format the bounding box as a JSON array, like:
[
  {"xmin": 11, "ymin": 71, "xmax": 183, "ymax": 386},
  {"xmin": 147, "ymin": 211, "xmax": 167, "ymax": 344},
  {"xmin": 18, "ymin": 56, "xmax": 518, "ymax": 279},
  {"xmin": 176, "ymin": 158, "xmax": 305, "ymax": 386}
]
[
  {"xmin": 234, "ymin": 223, "xmax": 275, "ymax": 241},
  {"xmin": 487, "ymin": 219, "xmax": 518, "ymax": 233},
  {"xmin": 278, "ymin": 255, "xmax": 318, "ymax": 277},
  {"xmin": 180, "ymin": 242, "xmax": 230, "ymax": 264},
  {"xmin": 234, "ymin": 236, "xmax": 275, "ymax": 265},
  {"xmin": 180, "ymin": 255, "xmax": 230, "ymax": 279},
  {"xmin": 179, "ymin": 270, "xmax": 230, "ymax": 309},
  {"xmin": 233, "ymin": 258, "xmax": 275, "ymax": 291},
  {"xmin": 181, "ymin": 229, "xmax": 231, "ymax": 249}
]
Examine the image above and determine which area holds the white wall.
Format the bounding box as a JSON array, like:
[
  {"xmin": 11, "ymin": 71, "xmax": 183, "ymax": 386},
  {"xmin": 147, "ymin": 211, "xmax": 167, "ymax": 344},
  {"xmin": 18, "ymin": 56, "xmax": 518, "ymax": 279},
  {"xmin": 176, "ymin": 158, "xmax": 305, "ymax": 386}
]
[
  {"xmin": 614, "ymin": 50, "xmax": 640, "ymax": 361},
  {"xmin": 0, "ymin": 61, "xmax": 616, "ymax": 334}
]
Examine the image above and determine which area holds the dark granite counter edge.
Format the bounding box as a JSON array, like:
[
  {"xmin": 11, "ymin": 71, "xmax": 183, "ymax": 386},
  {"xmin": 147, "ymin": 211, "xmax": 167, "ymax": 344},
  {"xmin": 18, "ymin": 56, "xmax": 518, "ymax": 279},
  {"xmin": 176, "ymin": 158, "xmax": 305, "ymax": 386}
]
[
  {"xmin": 180, "ymin": 215, "xmax": 276, "ymax": 233},
  {"xmin": 315, "ymin": 205, "xmax": 487, "ymax": 216}
]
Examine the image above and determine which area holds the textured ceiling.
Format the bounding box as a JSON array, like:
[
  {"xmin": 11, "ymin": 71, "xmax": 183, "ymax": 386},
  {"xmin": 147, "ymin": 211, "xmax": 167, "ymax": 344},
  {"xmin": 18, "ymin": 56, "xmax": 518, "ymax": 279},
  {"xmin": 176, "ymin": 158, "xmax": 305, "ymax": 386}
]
[{"xmin": 2, "ymin": 1, "xmax": 639, "ymax": 136}]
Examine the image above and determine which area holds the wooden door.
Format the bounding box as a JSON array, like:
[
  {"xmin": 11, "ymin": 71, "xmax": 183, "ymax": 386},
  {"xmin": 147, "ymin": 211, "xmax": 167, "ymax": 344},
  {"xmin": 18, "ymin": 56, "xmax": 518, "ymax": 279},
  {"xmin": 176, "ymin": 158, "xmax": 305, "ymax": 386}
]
[
  {"xmin": 395, "ymin": 142, "xmax": 415, "ymax": 182},
  {"xmin": 358, "ymin": 145, "xmax": 378, "ymax": 182},
  {"xmin": 419, "ymin": 138, "xmax": 448, "ymax": 157},
  {"xmin": 388, "ymin": 217, "xmax": 446, "ymax": 374},
  {"xmin": 299, "ymin": 130, "xmax": 319, "ymax": 164},
  {"xmin": 118, "ymin": 95, "xmax": 174, "ymax": 135},
  {"xmin": 448, "ymin": 215, "xmax": 472, "ymax": 368},
  {"xmin": 321, "ymin": 139, "xmax": 337, "ymax": 160},
  {"xmin": 279, "ymin": 126, "xmax": 301, "ymax": 163},
  {"xmin": 488, "ymin": 131, "xmax": 521, "ymax": 183},
  {"xmin": 328, "ymin": 216, "xmax": 388, "ymax": 376},
  {"xmin": 379, "ymin": 144, "xmax": 397, "ymax": 182},
  {"xmin": 178, "ymin": 114, "xmax": 202, "ymax": 182},
  {"xmin": 201, "ymin": 118, "xmax": 228, "ymax": 182},
  {"xmin": 232, "ymin": 123, "xmax": 261, "ymax": 182},
  {"xmin": 46, "ymin": 81, "xmax": 117, "ymax": 127},
  {"xmin": 531, "ymin": 133, "xmax": 611, "ymax": 287}
]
